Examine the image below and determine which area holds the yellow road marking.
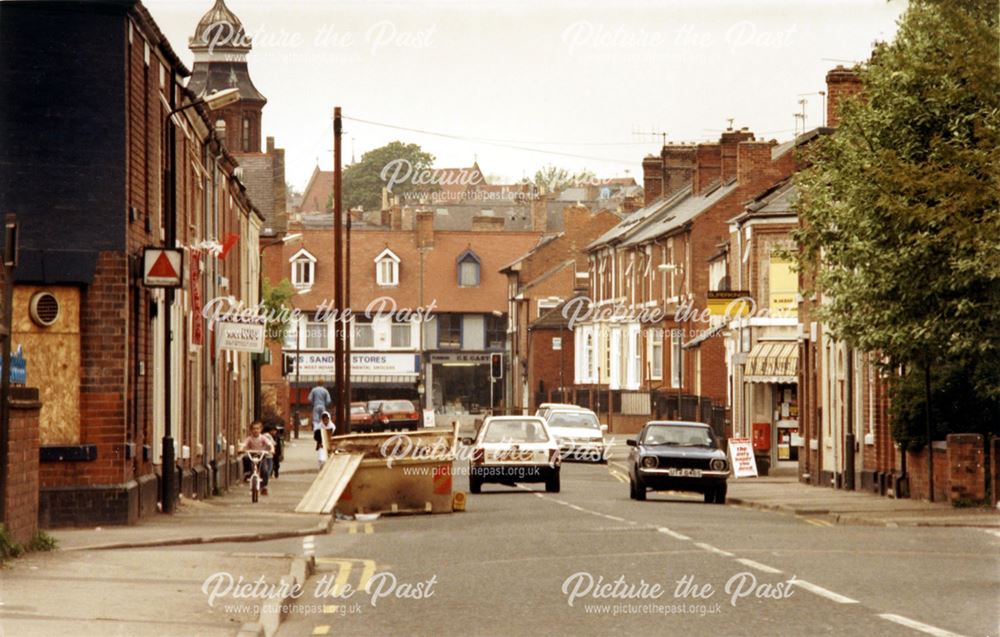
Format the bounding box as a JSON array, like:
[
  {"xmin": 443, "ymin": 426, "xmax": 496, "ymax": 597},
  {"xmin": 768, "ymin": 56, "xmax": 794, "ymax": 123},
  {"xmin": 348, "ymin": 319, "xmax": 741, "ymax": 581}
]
[
  {"xmin": 312, "ymin": 626, "xmax": 331, "ymax": 635},
  {"xmin": 804, "ymin": 518, "xmax": 833, "ymax": 527},
  {"xmin": 364, "ymin": 522, "xmax": 374, "ymax": 534},
  {"xmin": 315, "ymin": 558, "xmax": 378, "ymax": 592},
  {"xmin": 609, "ymin": 469, "xmax": 628, "ymax": 483},
  {"xmin": 347, "ymin": 522, "xmax": 357, "ymax": 534}
]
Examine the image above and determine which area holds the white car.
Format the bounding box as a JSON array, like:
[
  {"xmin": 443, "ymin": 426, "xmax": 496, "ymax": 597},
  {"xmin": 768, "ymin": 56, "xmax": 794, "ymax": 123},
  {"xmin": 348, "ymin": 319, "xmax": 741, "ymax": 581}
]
[
  {"xmin": 534, "ymin": 402, "xmax": 586, "ymax": 420},
  {"xmin": 465, "ymin": 416, "xmax": 561, "ymax": 493},
  {"xmin": 543, "ymin": 408, "xmax": 608, "ymax": 463}
]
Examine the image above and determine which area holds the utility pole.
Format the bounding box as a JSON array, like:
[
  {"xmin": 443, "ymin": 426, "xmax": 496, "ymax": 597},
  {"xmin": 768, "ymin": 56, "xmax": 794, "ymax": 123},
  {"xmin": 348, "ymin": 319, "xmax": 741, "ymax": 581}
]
[
  {"xmin": 333, "ymin": 107, "xmax": 347, "ymax": 434},
  {"xmin": 345, "ymin": 199, "xmax": 352, "ymax": 422},
  {"xmin": 0, "ymin": 214, "xmax": 19, "ymax": 524},
  {"xmin": 162, "ymin": 84, "xmax": 177, "ymax": 515}
]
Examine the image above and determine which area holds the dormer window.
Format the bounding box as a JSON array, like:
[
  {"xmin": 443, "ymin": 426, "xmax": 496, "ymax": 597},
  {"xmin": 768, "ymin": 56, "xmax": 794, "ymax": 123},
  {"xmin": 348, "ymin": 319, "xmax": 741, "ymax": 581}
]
[
  {"xmin": 457, "ymin": 249, "xmax": 480, "ymax": 287},
  {"xmin": 375, "ymin": 248, "xmax": 400, "ymax": 287},
  {"xmin": 289, "ymin": 248, "xmax": 316, "ymax": 289}
]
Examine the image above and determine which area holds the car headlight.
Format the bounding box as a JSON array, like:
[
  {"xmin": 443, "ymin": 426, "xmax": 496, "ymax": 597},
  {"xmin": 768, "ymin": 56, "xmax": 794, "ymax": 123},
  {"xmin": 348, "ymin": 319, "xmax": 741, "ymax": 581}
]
[
  {"xmin": 641, "ymin": 456, "xmax": 658, "ymax": 469},
  {"xmin": 710, "ymin": 458, "xmax": 728, "ymax": 472}
]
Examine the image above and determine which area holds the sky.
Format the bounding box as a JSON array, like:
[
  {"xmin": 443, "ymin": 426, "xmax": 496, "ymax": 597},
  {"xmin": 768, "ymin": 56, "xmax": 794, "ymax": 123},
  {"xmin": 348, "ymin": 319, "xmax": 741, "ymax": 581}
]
[{"xmin": 145, "ymin": 0, "xmax": 907, "ymax": 191}]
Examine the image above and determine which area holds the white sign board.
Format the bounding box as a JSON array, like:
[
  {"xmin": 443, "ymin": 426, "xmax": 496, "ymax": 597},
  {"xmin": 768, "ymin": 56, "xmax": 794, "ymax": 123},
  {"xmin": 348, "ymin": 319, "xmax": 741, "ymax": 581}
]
[
  {"xmin": 143, "ymin": 248, "xmax": 184, "ymax": 287},
  {"xmin": 290, "ymin": 352, "xmax": 419, "ymax": 377},
  {"xmin": 727, "ymin": 437, "xmax": 759, "ymax": 479},
  {"xmin": 552, "ymin": 337, "xmax": 562, "ymax": 351},
  {"xmin": 422, "ymin": 409, "xmax": 435, "ymax": 428},
  {"xmin": 217, "ymin": 321, "xmax": 266, "ymax": 353}
]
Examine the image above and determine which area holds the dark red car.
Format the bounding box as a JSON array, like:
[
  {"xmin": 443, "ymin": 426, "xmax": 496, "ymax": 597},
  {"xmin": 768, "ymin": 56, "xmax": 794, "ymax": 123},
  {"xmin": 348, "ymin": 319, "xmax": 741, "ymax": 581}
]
[
  {"xmin": 350, "ymin": 402, "xmax": 374, "ymax": 432},
  {"xmin": 373, "ymin": 400, "xmax": 421, "ymax": 431}
]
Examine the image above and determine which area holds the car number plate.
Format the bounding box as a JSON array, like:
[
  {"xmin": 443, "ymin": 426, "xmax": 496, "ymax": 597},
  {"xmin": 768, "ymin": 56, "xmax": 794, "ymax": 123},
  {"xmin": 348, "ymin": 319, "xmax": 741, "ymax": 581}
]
[
  {"xmin": 493, "ymin": 449, "xmax": 539, "ymax": 463},
  {"xmin": 667, "ymin": 468, "xmax": 702, "ymax": 477}
]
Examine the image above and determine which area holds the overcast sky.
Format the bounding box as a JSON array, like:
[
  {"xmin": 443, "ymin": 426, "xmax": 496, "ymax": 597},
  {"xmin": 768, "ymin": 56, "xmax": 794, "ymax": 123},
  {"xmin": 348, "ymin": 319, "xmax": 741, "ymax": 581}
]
[{"xmin": 145, "ymin": 0, "xmax": 906, "ymax": 191}]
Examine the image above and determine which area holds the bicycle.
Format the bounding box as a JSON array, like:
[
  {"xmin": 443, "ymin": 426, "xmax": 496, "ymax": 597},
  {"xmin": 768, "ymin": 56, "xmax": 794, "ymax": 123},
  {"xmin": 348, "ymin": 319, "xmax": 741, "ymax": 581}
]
[{"xmin": 244, "ymin": 450, "xmax": 269, "ymax": 503}]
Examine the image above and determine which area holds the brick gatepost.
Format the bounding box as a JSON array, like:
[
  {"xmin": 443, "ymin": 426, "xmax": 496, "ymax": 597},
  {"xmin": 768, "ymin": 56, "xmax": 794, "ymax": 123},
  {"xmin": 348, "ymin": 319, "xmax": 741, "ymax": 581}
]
[{"xmin": 4, "ymin": 386, "xmax": 41, "ymax": 545}]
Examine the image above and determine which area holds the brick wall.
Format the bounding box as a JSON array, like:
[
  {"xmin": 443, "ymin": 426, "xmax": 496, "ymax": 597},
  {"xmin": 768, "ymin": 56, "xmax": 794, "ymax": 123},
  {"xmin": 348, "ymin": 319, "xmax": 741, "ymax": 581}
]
[
  {"xmin": 4, "ymin": 388, "xmax": 41, "ymax": 545},
  {"xmin": 826, "ymin": 65, "xmax": 863, "ymax": 128},
  {"xmin": 946, "ymin": 434, "xmax": 985, "ymax": 503},
  {"xmin": 528, "ymin": 328, "xmax": 574, "ymax": 409},
  {"xmin": 906, "ymin": 444, "xmax": 950, "ymax": 502}
]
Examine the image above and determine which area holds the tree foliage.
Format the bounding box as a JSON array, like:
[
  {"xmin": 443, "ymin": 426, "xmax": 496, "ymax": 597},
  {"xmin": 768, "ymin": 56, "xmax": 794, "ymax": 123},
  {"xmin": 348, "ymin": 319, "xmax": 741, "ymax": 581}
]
[
  {"xmin": 262, "ymin": 277, "xmax": 296, "ymax": 343},
  {"xmin": 793, "ymin": 0, "xmax": 1000, "ymax": 406},
  {"xmin": 341, "ymin": 141, "xmax": 435, "ymax": 212},
  {"xmin": 528, "ymin": 165, "xmax": 598, "ymax": 193}
]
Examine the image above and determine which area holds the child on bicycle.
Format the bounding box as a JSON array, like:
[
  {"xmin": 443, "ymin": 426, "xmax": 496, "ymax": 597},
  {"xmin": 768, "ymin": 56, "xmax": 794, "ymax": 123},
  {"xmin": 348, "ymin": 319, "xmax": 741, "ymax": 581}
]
[{"xmin": 240, "ymin": 420, "xmax": 275, "ymax": 495}]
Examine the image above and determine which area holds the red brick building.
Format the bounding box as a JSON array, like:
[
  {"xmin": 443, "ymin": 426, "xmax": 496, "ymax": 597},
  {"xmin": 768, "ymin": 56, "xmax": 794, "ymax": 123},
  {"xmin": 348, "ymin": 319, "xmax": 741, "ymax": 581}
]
[{"xmin": 0, "ymin": 0, "xmax": 263, "ymax": 526}]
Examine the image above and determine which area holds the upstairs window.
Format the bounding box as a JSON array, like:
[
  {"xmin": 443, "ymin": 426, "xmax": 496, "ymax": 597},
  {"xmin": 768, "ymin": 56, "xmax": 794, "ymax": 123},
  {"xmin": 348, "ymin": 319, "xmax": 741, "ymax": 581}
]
[
  {"xmin": 485, "ymin": 314, "xmax": 505, "ymax": 349},
  {"xmin": 375, "ymin": 248, "xmax": 400, "ymax": 287},
  {"xmin": 242, "ymin": 114, "xmax": 251, "ymax": 152},
  {"xmin": 289, "ymin": 248, "xmax": 316, "ymax": 289},
  {"xmin": 457, "ymin": 249, "xmax": 481, "ymax": 287},
  {"xmin": 437, "ymin": 314, "xmax": 462, "ymax": 349},
  {"xmin": 353, "ymin": 318, "xmax": 374, "ymax": 349},
  {"xmin": 391, "ymin": 322, "xmax": 412, "ymax": 348}
]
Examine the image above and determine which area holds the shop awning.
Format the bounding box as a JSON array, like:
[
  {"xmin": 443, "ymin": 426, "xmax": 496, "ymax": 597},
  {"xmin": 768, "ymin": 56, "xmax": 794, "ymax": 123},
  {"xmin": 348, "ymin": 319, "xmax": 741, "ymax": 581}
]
[
  {"xmin": 291, "ymin": 374, "xmax": 418, "ymax": 386},
  {"xmin": 744, "ymin": 341, "xmax": 798, "ymax": 383}
]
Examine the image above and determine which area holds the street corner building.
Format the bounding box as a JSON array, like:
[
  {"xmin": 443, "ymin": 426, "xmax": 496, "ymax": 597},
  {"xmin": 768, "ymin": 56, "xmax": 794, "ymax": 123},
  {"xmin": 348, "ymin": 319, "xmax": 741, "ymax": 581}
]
[{"xmin": 0, "ymin": 0, "xmax": 277, "ymax": 526}]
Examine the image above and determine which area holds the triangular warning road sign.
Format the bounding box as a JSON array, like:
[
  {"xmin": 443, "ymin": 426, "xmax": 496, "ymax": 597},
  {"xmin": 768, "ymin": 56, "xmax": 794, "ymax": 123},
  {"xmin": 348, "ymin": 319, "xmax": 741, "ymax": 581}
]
[{"xmin": 148, "ymin": 251, "xmax": 179, "ymax": 279}]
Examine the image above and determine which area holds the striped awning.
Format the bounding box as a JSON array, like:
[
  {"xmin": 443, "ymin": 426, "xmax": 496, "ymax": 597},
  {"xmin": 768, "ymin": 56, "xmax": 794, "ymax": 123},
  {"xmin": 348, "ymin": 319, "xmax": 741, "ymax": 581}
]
[{"xmin": 744, "ymin": 341, "xmax": 798, "ymax": 383}]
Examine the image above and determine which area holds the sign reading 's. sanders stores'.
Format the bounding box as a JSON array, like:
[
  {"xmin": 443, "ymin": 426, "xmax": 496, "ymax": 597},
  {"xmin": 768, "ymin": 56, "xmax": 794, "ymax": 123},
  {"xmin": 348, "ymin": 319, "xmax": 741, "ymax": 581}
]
[{"xmin": 290, "ymin": 352, "xmax": 420, "ymax": 377}]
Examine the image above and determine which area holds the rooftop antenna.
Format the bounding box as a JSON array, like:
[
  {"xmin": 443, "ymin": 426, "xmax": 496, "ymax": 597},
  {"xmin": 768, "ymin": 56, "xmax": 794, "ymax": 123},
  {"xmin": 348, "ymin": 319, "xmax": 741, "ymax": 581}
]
[
  {"xmin": 798, "ymin": 91, "xmax": 827, "ymax": 127},
  {"xmin": 726, "ymin": 117, "xmax": 735, "ymax": 131},
  {"xmin": 632, "ymin": 126, "xmax": 669, "ymax": 148},
  {"xmin": 351, "ymin": 136, "xmax": 356, "ymax": 164}
]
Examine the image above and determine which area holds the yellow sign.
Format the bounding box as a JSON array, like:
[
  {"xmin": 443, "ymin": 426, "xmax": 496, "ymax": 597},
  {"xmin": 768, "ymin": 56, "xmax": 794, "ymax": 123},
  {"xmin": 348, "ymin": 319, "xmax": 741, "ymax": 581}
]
[
  {"xmin": 768, "ymin": 256, "xmax": 798, "ymax": 318},
  {"xmin": 707, "ymin": 291, "xmax": 753, "ymax": 318}
]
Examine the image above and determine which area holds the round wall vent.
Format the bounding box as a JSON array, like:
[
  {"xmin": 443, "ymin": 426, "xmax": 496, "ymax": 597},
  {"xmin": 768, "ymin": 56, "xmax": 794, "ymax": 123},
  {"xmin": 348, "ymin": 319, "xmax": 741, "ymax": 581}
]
[{"xmin": 30, "ymin": 292, "xmax": 60, "ymax": 327}]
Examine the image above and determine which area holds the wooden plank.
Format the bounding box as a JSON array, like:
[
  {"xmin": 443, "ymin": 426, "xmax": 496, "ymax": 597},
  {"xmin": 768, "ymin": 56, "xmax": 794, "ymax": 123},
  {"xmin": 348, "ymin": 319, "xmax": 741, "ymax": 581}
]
[{"xmin": 295, "ymin": 452, "xmax": 363, "ymax": 514}]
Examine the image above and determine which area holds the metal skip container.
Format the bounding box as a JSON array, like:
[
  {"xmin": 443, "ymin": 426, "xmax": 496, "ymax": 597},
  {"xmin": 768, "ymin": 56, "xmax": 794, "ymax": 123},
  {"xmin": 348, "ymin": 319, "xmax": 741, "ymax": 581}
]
[{"xmin": 330, "ymin": 425, "xmax": 459, "ymax": 516}]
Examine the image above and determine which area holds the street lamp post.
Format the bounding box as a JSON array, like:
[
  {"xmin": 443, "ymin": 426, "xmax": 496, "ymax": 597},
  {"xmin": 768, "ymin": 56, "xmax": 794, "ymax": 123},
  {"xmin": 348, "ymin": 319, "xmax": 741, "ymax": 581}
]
[{"xmin": 161, "ymin": 87, "xmax": 239, "ymax": 514}]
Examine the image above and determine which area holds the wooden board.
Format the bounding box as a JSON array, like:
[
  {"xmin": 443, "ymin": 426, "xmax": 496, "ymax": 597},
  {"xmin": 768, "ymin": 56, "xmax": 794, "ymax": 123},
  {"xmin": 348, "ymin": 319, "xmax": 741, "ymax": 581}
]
[{"xmin": 295, "ymin": 452, "xmax": 363, "ymax": 514}]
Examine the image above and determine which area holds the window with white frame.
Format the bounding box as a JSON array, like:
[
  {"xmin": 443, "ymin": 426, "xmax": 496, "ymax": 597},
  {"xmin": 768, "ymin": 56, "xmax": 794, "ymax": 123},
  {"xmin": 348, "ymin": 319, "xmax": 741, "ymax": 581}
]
[
  {"xmin": 374, "ymin": 248, "xmax": 400, "ymax": 287},
  {"xmin": 670, "ymin": 329, "xmax": 683, "ymax": 388},
  {"xmin": 649, "ymin": 328, "xmax": 663, "ymax": 379},
  {"xmin": 390, "ymin": 322, "xmax": 412, "ymax": 348},
  {"xmin": 353, "ymin": 318, "xmax": 375, "ymax": 349},
  {"xmin": 305, "ymin": 319, "xmax": 328, "ymax": 349},
  {"xmin": 537, "ymin": 298, "xmax": 561, "ymax": 318},
  {"xmin": 289, "ymin": 249, "xmax": 316, "ymax": 289},
  {"xmin": 457, "ymin": 249, "xmax": 481, "ymax": 287},
  {"xmin": 709, "ymin": 257, "xmax": 727, "ymax": 292},
  {"xmin": 585, "ymin": 330, "xmax": 595, "ymax": 382}
]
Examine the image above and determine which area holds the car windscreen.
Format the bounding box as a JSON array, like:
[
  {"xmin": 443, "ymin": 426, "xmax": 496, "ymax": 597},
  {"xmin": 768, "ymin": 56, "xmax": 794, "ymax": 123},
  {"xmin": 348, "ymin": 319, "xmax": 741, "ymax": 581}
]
[
  {"xmin": 546, "ymin": 411, "xmax": 600, "ymax": 429},
  {"xmin": 642, "ymin": 425, "xmax": 715, "ymax": 447},
  {"xmin": 482, "ymin": 420, "xmax": 550, "ymax": 444},
  {"xmin": 350, "ymin": 405, "xmax": 367, "ymax": 414},
  {"xmin": 380, "ymin": 401, "xmax": 415, "ymax": 412}
]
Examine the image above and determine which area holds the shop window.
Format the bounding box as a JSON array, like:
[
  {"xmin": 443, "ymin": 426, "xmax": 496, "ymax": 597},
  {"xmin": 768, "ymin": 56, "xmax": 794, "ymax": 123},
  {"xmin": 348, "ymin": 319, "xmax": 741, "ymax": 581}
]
[
  {"xmin": 457, "ymin": 250, "xmax": 480, "ymax": 287},
  {"xmin": 437, "ymin": 314, "xmax": 462, "ymax": 349}
]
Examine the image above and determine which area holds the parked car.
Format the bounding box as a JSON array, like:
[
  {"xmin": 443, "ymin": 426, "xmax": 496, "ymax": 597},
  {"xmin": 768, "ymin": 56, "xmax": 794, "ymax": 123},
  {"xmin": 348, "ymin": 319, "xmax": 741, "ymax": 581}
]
[
  {"xmin": 366, "ymin": 400, "xmax": 384, "ymax": 414},
  {"xmin": 627, "ymin": 421, "xmax": 729, "ymax": 503},
  {"xmin": 534, "ymin": 402, "xmax": 586, "ymax": 420},
  {"xmin": 543, "ymin": 408, "xmax": 608, "ymax": 463},
  {"xmin": 372, "ymin": 400, "xmax": 421, "ymax": 431},
  {"xmin": 350, "ymin": 401, "xmax": 373, "ymax": 432},
  {"xmin": 465, "ymin": 416, "xmax": 561, "ymax": 494}
]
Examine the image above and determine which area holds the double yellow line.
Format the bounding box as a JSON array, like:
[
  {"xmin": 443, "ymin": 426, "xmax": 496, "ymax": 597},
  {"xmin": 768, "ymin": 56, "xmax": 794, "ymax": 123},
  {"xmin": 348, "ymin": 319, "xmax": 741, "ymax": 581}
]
[{"xmin": 345, "ymin": 522, "xmax": 374, "ymax": 534}]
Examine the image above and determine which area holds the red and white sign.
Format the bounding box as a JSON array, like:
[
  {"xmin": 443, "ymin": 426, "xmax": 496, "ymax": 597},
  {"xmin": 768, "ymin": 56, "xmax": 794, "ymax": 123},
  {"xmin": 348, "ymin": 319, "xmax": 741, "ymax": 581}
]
[
  {"xmin": 190, "ymin": 250, "xmax": 203, "ymax": 346},
  {"xmin": 727, "ymin": 437, "xmax": 759, "ymax": 479},
  {"xmin": 143, "ymin": 248, "xmax": 183, "ymax": 288}
]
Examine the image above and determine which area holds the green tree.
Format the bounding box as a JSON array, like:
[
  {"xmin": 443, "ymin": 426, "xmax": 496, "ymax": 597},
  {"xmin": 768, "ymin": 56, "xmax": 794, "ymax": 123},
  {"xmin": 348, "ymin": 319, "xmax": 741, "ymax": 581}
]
[
  {"xmin": 793, "ymin": 0, "xmax": 1000, "ymax": 431},
  {"xmin": 262, "ymin": 277, "xmax": 296, "ymax": 344},
  {"xmin": 341, "ymin": 141, "xmax": 435, "ymax": 212},
  {"xmin": 528, "ymin": 165, "xmax": 598, "ymax": 193}
]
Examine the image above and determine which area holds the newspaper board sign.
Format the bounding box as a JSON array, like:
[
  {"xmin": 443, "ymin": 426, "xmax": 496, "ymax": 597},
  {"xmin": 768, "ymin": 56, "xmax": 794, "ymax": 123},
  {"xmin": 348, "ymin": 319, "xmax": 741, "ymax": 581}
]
[{"xmin": 727, "ymin": 437, "xmax": 759, "ymax": 478}]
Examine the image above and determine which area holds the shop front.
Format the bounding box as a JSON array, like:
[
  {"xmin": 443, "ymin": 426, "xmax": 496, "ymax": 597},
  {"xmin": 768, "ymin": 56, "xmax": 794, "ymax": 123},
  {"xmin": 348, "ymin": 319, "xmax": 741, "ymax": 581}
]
[
  {"xmin": 426, "ymin": 352, "xmax": 497, "ymax": 417},
  {"xmin": 742, "ymin": 340, "xmax": 799, "ymax": 466},
  {"xmin": 286, "ymin": 351, "xmax": 421, "ymax": 412}
]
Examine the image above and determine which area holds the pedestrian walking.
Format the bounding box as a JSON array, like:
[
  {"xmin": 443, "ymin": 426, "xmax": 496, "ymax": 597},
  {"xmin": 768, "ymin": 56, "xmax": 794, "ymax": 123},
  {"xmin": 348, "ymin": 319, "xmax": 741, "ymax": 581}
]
[
  {"xmin": 316, "ymin": 411, "xmax": 336, "ymax": 469},
  {"xmin": 263, "ymin": 423, "xmax": 283, "ymax": 478},
  {"xmin": 309, "ymin": 384, "xmax": 332, "ymax": 437}
]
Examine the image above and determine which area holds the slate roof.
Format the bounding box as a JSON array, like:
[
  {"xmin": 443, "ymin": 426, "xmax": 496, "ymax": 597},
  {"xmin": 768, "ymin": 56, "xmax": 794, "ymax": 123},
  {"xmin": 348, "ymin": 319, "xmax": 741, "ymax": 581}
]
[{"xmin": 620, "ymin": 180, "xmax": 738, "ymax": 247}]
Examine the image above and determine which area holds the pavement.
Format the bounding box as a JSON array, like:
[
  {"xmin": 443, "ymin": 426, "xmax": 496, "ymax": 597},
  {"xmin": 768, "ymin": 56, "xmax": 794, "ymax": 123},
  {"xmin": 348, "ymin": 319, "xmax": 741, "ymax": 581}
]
[
  {"xmin": 0, "ymin": 435, "xmax": 329, "ymax": 637},
  {"xmin": 604, "ymin": 441, "xmax": 1000, "ymax": 528}
]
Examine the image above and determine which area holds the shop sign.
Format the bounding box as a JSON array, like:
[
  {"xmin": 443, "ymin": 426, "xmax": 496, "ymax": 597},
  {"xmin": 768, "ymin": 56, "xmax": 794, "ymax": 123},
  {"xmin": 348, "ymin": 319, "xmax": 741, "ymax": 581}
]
[
  {"xmin": 429, "ymin": 352, "xmax": 491, "ymax": 364},
  {"xmin": 727, "ymin": 437, "xmax": 759, "ymax": 478},
  {"xmin": 217, "ymin": 321, "xmax": 265, "ymax": 353},
  {"xmin": 290, "ymin": 352, "xmax": 419, "ymax": 376}
]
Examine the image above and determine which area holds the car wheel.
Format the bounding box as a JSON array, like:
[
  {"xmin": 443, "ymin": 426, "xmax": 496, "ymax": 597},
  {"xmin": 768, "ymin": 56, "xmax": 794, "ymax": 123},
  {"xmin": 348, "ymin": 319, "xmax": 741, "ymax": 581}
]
[
  {"xmin": 469, "ymin": 474, "xmax": 482, "ymax": 494},
  {"xmin": 714, "ymin": 484, "xmax": 727, "ymax": 505},
  {"xmin": 704, "ymin": 489, "xmax": 715, "ymax": 504},
  {"xmin": 545, "ymin": 471, "xmax": 561, "ymax": 493},
  {"xmin": 631, "ymin": 477, "xmax": 646, "ymax": 501}
]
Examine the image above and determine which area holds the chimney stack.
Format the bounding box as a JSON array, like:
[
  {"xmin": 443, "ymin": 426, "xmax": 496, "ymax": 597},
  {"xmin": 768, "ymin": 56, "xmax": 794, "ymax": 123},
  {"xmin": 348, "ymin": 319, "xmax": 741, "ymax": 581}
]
[
  {"xmin": 692, "ymin": 143, "xmax": 721, "ymax": 195},
  {"xmin": 825, "ymin": 65, "xmax": 863, "ymax": 128},
  {"xmin": 416, "ymin": 209, "xmax": 434, "ymax": 247},
  {"xmin": 737, "ymin": 140, "xmax": 778, "ymax": 186},
  {"xmin": 719, "ymin": 128, "xmax": 755, "ymax": 181}
]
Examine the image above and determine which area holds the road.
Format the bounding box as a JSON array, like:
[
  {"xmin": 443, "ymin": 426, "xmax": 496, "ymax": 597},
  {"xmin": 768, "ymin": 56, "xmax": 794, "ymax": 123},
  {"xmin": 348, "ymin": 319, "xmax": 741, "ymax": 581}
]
[{"xmin": 211, "ymin": 458, "xmax": 996, "ymax": 637}]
